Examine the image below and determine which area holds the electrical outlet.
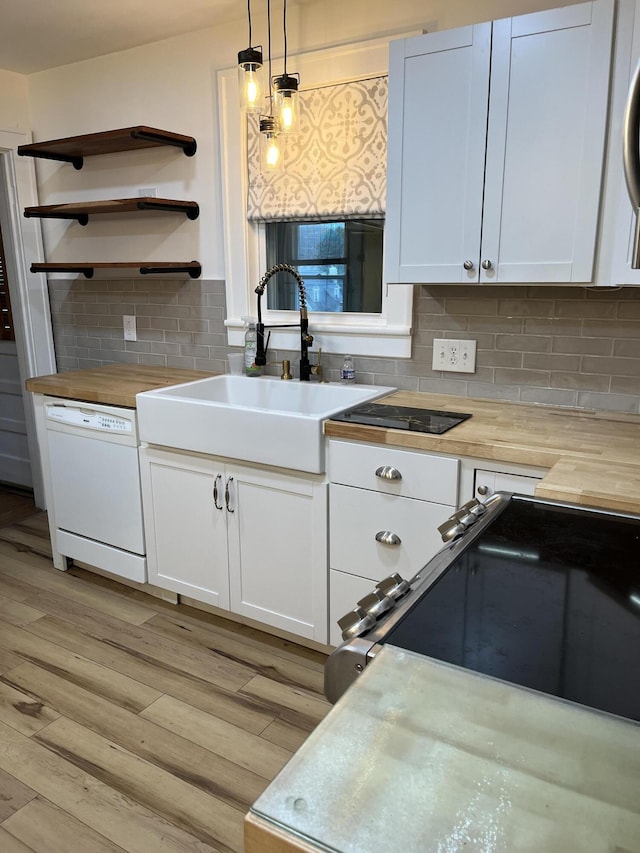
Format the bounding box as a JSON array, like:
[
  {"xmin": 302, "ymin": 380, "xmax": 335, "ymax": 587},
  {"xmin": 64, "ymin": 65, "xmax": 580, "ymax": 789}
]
[
  {"xmin": 137, "ymin": 187, "xmax": 157, "ymax": 197},
  {"xmin": 432, "ymin": 338, "xmax": 476, "ymax": 373},
  {"xmin": 123, "ymin": 315, "xmax": 137, "ymax": 341}
]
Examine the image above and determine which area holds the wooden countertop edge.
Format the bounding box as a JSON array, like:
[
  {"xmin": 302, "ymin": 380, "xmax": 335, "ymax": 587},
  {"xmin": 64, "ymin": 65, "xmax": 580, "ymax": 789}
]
[
  {"xmin": 534, "ymin": 483, "xmax": 640, "ymax": 514},
  {"xmin": 534, "ymin": 458, "xmax": 640, "ymax": 514},
  {"xmin": 25, "ymin": 366, "xmax": 215, "ymax": 409},
  {"xmin": 244, "ymin": 812, "xmax": 320, "ymax": 853},
  {"xmin": 323, "ymin": 421, "xmax": 624, "ymax": 470}
]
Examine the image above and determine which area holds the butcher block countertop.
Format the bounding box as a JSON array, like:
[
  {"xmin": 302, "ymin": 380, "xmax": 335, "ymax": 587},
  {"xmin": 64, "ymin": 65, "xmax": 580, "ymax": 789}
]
[
  {"xmin": 24, "ymin": 369, "xmax": 640, "ymax": 513},
  {"xmin": 246, "ymin": 645, "xmax": 640, "ymax": 853},
  {"xmin": 325, "ymin": 390, "xmax": 640, "ymax": 514},
  {"xmin": 25, "ymin": 364, "xmax": 214, "ymax": 409}
]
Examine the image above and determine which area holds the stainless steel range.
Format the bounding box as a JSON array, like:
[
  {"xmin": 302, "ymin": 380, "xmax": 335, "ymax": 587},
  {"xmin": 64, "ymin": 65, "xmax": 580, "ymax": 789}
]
[{"xmin": 325, "ymin": 492, "xmax": 640, "ymax": 723}]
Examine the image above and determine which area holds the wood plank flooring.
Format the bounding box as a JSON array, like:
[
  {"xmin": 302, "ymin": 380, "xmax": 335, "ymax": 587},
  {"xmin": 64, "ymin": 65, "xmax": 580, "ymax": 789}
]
[{"xmin": 0, "ymin": 512, "xmax": 331, "ymax": 852}]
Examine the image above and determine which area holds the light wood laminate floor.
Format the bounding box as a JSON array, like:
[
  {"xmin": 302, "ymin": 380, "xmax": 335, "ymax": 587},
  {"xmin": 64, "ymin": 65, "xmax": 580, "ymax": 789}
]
[{"xmin": 0, "ymin": 512, "xmax": 331, "ymax": 852}]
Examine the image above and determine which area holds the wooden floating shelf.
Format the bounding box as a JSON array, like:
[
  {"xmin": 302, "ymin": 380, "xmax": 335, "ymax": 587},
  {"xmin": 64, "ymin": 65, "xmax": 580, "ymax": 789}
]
[
  {"xmin": 30, "ymin": 262, "xmax": 202, "ymax": 279},
  {"xmin": 23, "ymin": 197, "xmax": 200, "ymax": 225},
  {"xmin": 17, "ymin": 126, "xmax": 197, "ymax": 170}
]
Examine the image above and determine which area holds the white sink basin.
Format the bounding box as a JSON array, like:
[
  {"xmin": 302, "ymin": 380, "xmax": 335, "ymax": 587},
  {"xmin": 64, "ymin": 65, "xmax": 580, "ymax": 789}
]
[{"xmin": 137, "ymin": 375, "xmax": 396, "ymax": 473}]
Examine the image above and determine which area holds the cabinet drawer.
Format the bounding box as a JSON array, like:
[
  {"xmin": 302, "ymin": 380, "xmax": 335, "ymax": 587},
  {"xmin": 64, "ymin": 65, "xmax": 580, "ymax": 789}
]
[
  {"xmin": 330, "ymin": 484, "xmax": 452, "ymax": 581},
  {"xmin": 329, "ymin": 440, "xmax": 459, "ymax": 504}
]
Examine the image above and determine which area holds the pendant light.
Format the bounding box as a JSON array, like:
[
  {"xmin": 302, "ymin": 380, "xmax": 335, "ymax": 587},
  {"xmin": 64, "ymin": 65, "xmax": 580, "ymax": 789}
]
[
  {"xmin": 272, "ymin": 0, "xmax": 300, "ymax": 134},
  {"xmin": 238, "ymin": 0, "xmax": 263, "ymax": 112},
  {"xmin": 259, "ymin": 0, "xmax": 283, "ymax": 172}
]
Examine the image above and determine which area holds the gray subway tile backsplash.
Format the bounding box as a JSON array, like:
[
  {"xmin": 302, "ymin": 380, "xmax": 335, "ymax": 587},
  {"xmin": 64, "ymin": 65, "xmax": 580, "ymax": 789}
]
[{"xmin": 48, "ymin": 280, "xmax": 640, "ymax": 415}]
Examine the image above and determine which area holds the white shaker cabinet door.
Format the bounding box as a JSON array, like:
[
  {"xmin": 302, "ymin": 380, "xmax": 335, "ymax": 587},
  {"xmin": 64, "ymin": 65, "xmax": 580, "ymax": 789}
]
[
  {"xmin": 226, "ymin": 465, "xmax": 328, "ymax": 644},
  {"xmin": 384, "ymin": 23, "xmax": 491, "ymax": 284},
  {"xmin": 482, "ymin": 1, "xmax": 614, "ymax": 283},
  {"xmin": 140, "ymin": 448, "xmax": 231, "ymax": 609}
]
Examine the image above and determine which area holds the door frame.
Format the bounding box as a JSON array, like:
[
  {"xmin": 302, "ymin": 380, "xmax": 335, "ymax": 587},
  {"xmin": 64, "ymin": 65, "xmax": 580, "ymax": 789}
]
[{"xmin": 0, "ymin": 128, "xmax": 57, "ymax": 507}]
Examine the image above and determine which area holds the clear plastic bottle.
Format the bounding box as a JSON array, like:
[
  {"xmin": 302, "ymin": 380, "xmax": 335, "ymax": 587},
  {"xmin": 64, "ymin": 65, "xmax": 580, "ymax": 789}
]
[
  {"xmin": 340, "ymin": 354, "xmax": 356, "ymax": 384},
  {"xmin": 242, "ymin": 317, "xmax": 263, "ymax": 377}
]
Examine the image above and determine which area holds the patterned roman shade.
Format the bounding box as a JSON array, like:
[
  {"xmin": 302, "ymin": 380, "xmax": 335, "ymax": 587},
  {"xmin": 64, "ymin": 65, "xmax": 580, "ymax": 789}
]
[{"xmin": 246, "ymin": 75, "xmax": 387, "ymax": 222}]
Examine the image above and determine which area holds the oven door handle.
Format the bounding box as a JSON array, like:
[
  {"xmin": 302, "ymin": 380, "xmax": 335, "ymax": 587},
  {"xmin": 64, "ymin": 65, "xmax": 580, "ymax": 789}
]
[{"xmin": 375, "ymin": 530, "xmax": 401, "ymax": 546}]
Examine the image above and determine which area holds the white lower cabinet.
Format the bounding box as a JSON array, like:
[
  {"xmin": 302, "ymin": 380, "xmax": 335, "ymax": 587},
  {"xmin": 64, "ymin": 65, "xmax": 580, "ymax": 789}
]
[
  {"xmin": 328, "ymin": 440, "xmax": 459, "ymax": 646},
  {"xmin": 140, "ymin": 446, "xmax": 328, "ymax": 643}
]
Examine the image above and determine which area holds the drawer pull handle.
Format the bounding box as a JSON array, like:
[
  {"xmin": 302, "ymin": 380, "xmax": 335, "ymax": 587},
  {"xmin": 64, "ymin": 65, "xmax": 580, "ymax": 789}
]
[
  {"xmin": 375, "ymin": 465, "xmax": 402, "ymax": 481},
  {"xmin": 375, "ymin": 530, "xmax": 401, "ymax": 546}
]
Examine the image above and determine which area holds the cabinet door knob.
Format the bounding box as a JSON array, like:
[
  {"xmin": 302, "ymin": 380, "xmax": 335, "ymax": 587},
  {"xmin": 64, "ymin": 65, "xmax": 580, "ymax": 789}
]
[
  {"xmin": 463, "ymin": 260, "xmax": 475, "ymax": 271},
  {"xmin": 481, "ymin": 259, "xmax": 493, "ymax": 270},
  {"xmin": 375, "ymin": 530, "xmax": 401, "ymax": 546},
  {"xmin": 213, "ymin": 474, "xmax": 223, "ymax": 510},
  {"xmin": 375, "ymin": 465, "xmax": 402, "ymax": 481},
  {"xmin": 225, "ymin": 476, "xmax": 235, "ymax": 512},
  {"xmin": 477, "ymin": 484, "xmax": 489, "ymax": 496}
]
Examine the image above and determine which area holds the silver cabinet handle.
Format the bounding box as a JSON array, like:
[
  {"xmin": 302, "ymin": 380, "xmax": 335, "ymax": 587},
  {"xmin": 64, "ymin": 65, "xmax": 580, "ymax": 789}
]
[
  {"xmin": 225, "ymin": 476, "xmax": 234, "ymax": 512},
  {"xmin": 213, "ymin": 474, "xmax": 223, "ymax": 510},
  {"xmin": 375, "ymin": 530, "xmax": 401, "ymax": 546},
  {"xmin": 481, "ymin": 259, "xmax": 493, "ymax": 270},
  {"xmin": 375, "ymin": 465, "xmax": 402, "ymax": 481},
  {"xmin": 477, "ymin": 484, "xmax": 489, "ymax": 496},
  {"xmin": 463, "ymin": 260, "xmax": 475, "ymax": 271},
  {"xmin": 624, "ymin": 58, "xmax": 640, "ymax": 268}
]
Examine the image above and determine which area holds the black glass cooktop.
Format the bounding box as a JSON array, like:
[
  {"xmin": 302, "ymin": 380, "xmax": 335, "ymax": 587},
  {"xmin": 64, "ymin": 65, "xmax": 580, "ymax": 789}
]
[
  {"xmin": 331, "ymin": 403, "xmax": 472, "ymax": 434},
  {"xmin": 384, "ymin": 497, "xmax": 640, "ymax": 723}
]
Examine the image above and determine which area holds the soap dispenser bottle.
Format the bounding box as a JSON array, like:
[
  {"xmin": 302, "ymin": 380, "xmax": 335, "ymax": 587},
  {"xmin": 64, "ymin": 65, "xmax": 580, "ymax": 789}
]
[{"xmin": 242, "ymin": 317, "xmax": 263, "ymax": 377}]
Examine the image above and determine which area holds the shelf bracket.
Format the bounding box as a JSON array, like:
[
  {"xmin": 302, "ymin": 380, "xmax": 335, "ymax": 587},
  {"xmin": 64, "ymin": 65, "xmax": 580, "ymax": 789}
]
[
  {"xmin": 130, "ymin": 129, "xmax": 197, "ymax": 157},
  {"xmin": 17, "ymin": 149, "xmax": 84, "ymax": 170},
  {"xmin": 136, "ymin": 200, "xmax": 200, "ymax": 220},
  {"xmin": 30, "ymin": 263, "xmax": 94, "ymax": 278},
  {"xmin": 24, "ymin": 210, "xmax": 89, "ymax": 225},
  {"xmin": 140, "ymin": 263, "xmax": 202, "ymax": 279}
]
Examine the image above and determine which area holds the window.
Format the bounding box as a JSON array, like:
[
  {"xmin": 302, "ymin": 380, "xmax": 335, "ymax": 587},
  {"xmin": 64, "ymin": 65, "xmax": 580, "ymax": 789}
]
[
  {"xmin": 218, "ymin": 37, "xmax": 414, "ymax": 358},
  {"xmin": 265, "ymin": 219, "xmax": 383, "ymax": 313}
]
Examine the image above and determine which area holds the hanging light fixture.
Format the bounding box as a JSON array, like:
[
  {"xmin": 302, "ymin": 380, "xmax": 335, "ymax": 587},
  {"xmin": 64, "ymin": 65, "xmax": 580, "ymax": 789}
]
[
  {"xmin": 238, "ymin": 0, "xmax": 263, "ymax": 112},
  {"xmin": 259, "ymin": 0, "xmax": 283, "ymax": 171},
  {"xmin": 272, "ymin": 0, "xmax": 300, "ymax": 134}
]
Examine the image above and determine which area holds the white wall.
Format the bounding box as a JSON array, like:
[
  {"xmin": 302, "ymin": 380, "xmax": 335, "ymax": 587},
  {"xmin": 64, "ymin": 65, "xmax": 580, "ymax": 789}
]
[
  {"xmin": 0, "ymin": 69, "xmax": 31, "ymax": 130},
  {"xmin": 25, "ymin": 0, "xmax": 578, "ymax": 281}
]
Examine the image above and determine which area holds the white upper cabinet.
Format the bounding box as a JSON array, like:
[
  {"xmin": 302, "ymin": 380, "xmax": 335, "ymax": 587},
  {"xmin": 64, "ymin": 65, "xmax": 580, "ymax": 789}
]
[{"xmin": 385, "ymin": 1, "xmax": 614, "ymax": 285}]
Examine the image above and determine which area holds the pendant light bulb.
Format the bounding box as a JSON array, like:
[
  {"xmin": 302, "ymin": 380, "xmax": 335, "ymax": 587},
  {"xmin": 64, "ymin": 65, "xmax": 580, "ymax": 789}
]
[
  {"xmin": 238, "ymin": 47, "xmax": 264, "ymax": 112},
  {"xmin": 273, "ymin": 73, "xmax": 300, "ymax": 134},
  {"xmin": 259, "ymin": 116, "xmax": 283, "ymax": 172}
]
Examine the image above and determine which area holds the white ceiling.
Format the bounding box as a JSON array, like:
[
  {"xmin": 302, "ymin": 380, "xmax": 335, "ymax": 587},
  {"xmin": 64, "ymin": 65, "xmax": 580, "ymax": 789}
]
[{"xmin": 0, "ymin": 0, "xmax": 250, "ymax": 74}]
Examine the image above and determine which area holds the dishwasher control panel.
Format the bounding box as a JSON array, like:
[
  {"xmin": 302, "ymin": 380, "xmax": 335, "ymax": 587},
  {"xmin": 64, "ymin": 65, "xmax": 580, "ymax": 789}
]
[{"xmin": 46, "ymin": 404, "xmax": 134, "ymax": 434}]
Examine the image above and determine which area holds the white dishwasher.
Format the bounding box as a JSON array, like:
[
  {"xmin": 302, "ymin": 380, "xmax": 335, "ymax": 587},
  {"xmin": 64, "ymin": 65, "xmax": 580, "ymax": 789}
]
[{"xmin": 44, "ymin": 397, "xmax": 146, "ymax": 582}]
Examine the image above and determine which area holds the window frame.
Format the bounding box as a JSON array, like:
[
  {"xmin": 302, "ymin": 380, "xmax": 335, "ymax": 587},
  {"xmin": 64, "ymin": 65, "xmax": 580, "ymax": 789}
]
[{"xmin": 217, "ymin": 36, "xmax": 414, "ymax": 358}]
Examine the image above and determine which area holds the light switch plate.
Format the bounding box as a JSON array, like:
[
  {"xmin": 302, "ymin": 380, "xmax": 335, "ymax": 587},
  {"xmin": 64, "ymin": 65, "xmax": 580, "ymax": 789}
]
[
  {"xmin": 432, "ymin": 338, "xmax": 477, "ymax": 373},
  {"xmin": 123, "ymin": 315, "xmax": 137, "ymax": 341}
]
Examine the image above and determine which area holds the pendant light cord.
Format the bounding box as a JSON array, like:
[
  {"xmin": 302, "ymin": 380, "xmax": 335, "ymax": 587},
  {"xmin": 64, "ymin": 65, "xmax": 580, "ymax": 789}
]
[
  {"xmin": 247, "ymin": 0, "xmax": 252, "ymax": 47},
  {"xmin": 267, "ymin": 0, "xmax": 273, "ymax": 111},
  {"xmin": 283, "ymin": 0, "xmax": 288, "ymax": 75}
]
